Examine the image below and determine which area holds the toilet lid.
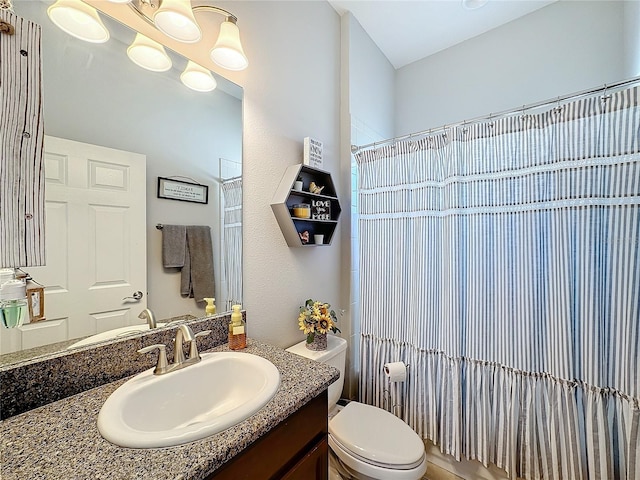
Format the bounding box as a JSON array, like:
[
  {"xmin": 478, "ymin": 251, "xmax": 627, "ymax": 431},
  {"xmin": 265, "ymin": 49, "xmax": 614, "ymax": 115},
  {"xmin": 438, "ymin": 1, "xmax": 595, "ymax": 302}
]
[{"xmin": 328, "ymin": 402, "xmax": 424, "ymax": 468}]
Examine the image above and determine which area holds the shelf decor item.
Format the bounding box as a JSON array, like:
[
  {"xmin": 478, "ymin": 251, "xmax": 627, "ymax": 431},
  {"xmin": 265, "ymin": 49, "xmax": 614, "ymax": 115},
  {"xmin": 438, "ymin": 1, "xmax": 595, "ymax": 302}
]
[
  {"xmin": 311, "ymin": 199, "xmax": 331, "ymax": 220},
  {"xmin": 308, "ymin": 181, "xmax": 324, "ymax": 194},
  {"xmin": 298, "ymin": 299, "xmax": 340, "ymax": 351},
  {"xmin": 303, "ymin": 137, "xmax": 323, "ymax": 169}
]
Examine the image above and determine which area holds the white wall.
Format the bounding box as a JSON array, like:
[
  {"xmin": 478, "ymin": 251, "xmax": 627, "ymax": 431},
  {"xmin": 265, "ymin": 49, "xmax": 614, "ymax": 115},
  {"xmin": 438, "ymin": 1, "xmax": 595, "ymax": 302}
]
[
  {"xmin": 346, "ymin": 14, "xmax": 396, "ymax": 140},
  {"xmin": 341, "ymin": 13, "xmax": 396, "ymax": 398},
  {"xmin": 217, "ymin": 1, "xmax": 344, "ymax": 347},
  {"xmin": 624, "ymin": 0, "xmax": 640, "ymax": 78},
  {"xmin": 395, "ymin": 1, "xmax": 627, "ymax": 136}
]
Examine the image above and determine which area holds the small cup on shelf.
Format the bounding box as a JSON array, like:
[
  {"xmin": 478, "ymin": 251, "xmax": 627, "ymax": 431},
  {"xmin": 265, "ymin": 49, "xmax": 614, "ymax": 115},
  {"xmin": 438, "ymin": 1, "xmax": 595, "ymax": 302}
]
[{"xmin": 314, "ymin": 234, "xmax": 324, "ymax": 245}]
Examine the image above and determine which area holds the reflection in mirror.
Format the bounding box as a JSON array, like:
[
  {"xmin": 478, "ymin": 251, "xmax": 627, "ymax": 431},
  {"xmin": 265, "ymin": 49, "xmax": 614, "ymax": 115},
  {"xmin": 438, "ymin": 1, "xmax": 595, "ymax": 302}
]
[{"xmin": 0, "ymin": 0, "xmax": 242, "ymax": 362}]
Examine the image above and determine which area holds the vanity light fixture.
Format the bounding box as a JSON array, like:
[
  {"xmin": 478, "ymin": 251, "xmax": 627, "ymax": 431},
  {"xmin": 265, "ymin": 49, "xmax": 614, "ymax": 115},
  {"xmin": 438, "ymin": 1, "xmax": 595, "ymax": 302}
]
[
  {"xmin": 47, "ymin": 0, "xmax": 110, "ymax": 43},
  {"xmin": 180, "ymin": 60, "xmax": 217, "ymax": 92},
  {"xmin": 47, "ymin": 0, "xmax": 246, "ymax": 91},
  {"xmin": 127, "ymin": 33, "xmax": 172, "ymax": 72},
  {"xmin": 111, "ymin": 0, "xmax": 248, "ymax": 71}
]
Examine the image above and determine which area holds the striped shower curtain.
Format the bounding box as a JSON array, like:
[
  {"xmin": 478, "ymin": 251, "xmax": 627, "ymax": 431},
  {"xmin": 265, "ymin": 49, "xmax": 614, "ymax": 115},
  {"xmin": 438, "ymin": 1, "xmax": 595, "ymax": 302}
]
[
  {"xmin": 222, "ymin": 178, "xmax": 242, "ymax": 309},
  {"xmin": 355, "ymin": 87, "xmax": 640, "ymax": 479}
]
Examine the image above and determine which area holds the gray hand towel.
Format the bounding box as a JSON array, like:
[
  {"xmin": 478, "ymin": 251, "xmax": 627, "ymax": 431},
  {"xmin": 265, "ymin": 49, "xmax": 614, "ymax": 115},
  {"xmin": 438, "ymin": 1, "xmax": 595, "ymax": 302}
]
[
  {"xmin": 162, "ymin": 225, "xmax": 187, "ymax": 268},
  {"xmin": 180, "ymin": 226, "xmax": 215, "ymax": 304}
]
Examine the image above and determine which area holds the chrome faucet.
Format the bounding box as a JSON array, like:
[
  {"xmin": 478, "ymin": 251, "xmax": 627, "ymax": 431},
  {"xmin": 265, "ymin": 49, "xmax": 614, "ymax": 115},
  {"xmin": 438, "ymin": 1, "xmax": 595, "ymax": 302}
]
[
  {"xmin": 138, "ymin": 308, "xmax": 157, "ymax": 329},
  {"xmin": 138, "ymin": 324, "xmax": 211, "ymax": 375},
  {"xmin": 173, "ymin": 324, "xmax": 195, "ymax": 365}
]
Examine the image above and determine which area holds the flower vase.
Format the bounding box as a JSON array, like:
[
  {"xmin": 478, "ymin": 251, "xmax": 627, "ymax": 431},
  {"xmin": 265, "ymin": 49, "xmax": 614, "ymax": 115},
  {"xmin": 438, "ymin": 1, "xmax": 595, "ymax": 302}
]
[{"xmin": 306, "ymin": 333, "xmax": 327, "ymax": 351}]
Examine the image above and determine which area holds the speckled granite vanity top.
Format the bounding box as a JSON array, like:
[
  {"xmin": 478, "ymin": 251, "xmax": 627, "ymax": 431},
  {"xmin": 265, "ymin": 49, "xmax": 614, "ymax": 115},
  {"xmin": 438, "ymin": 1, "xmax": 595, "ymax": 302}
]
[{"xmin": 0, "ymin": 340, "xmax": 339, "ymax": 480}]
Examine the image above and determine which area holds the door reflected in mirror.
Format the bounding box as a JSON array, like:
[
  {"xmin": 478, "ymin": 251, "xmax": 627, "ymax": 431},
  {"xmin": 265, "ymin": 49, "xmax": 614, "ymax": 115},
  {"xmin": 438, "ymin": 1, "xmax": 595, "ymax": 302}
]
[{"xmin": 0, "ymin": 0, "xmax": 243, "ymax": 361}]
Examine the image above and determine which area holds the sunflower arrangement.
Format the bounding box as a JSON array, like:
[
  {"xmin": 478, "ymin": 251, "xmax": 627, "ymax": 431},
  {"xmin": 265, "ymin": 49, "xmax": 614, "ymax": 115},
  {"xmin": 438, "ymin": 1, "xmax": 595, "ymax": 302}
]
[{"xmin": 298, "ymin": 299, "xmax": 340, "ymax": 343}]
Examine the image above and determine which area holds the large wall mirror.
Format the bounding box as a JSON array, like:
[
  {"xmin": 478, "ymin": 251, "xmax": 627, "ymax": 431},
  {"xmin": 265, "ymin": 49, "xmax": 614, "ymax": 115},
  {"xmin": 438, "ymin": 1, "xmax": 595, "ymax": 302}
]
[{"xmin": 0, "ymin": 0, "xmax": 242, "ymax": 363}]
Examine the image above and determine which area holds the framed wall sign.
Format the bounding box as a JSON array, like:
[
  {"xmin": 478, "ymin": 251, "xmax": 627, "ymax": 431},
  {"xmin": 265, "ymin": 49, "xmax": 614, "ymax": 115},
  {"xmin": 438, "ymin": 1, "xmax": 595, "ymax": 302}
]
[
  {"xmin": 27, "ymin": 285, "xmax": 45, "ymax": 322},
  {"xmin": 157, "ymin": 177, "xmax": 209, "ymax": 204},
  {"xmin": 303, "ymin": 137, "xmax": 323, "ymax": 169}
]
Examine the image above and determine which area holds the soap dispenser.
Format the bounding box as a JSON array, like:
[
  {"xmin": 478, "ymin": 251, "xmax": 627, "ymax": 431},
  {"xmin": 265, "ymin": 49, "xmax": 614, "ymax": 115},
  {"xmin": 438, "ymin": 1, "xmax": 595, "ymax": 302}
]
[
  {"xmin": 228, "ymin": 304, "xmax": 246, "ymax": 350},
  {"xmin": 203, "ymin": 298, "xmax": 216, "ymax": 316}
]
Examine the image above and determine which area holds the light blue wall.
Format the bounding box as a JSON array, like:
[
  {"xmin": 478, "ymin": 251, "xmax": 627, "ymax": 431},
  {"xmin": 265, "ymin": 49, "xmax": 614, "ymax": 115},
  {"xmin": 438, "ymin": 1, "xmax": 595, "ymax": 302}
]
[
  {"xmin": 339, "ymin": 12, "xmax": 396, "ymax": 398},
  {"xmin": 624, "ymin": 1, "xmax": 640, "ymax": 78},
  {"xmin": 395, "ymin": 1, "xmax": 627, "ymax": 136},
  {"xmin": 346, "ymin": 13, "xmax": 395, "ymax": 143}
]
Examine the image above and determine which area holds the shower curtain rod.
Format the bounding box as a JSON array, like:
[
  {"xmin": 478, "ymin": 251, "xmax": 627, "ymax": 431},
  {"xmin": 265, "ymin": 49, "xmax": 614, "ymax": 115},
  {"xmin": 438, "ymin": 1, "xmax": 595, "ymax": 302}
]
[{"xmin": 351, "ymin": 75, "xmax": 640, "ymax": 154}]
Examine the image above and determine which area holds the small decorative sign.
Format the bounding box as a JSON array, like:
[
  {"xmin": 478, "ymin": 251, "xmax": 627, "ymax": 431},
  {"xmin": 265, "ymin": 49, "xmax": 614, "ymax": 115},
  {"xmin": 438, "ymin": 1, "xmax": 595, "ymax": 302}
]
[
  {"xmin": 27, "ymin": 284, "xmax": 45, "ymax": 322},
  {"xmin": 311, "ymin": 199, "xmax": 331, "ymax": 220},
  {"xmin": 157, "ymin": 177, "xmax": 208, "ymax": 204},
  {"xmin": 303, "ymin": 137, "xmax": 323, "ymax": 169}
]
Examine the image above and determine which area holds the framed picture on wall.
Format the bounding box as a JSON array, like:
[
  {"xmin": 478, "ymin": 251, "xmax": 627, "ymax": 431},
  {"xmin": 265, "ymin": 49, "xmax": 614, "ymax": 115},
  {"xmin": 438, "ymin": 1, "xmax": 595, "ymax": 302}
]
[
  {"xmin": 157, "ymin": 177, "xmax": 209, "ymax": 204},
  {"xmin": 27, "ymin": 285, "xmax": 45, "ymax": 322}
]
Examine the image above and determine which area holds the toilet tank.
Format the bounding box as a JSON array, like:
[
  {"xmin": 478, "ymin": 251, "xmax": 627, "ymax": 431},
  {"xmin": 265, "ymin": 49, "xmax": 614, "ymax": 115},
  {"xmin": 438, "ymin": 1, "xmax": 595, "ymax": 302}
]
[{"xmin": 286, "ymin": 335, "xmax": 347, "ymax": 407}]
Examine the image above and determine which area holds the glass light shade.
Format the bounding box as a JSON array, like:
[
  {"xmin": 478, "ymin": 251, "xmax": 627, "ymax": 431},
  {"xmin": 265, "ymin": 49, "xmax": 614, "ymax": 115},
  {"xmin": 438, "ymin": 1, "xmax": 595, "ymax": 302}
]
[
  {"xmin": 180, "ymin": 61, "xmax": 217, "ymax": 92},
  {"xmin": 47, "ymin": 0, "xmax": 110, "ymax": 43},
  {"xmin": 462, "ymin": 0, "xmax": 489, "ymax": 9},
  {"xmin": 153, "ymin": 0, "xmax": 201, "ymax": 43},
  {"xmin": 210, "ymin": 21, "xmax": 248, "ymax": 71},
  {"xmin": 127, "ymin": 33, "xmax": 172, "ymax": 72}
]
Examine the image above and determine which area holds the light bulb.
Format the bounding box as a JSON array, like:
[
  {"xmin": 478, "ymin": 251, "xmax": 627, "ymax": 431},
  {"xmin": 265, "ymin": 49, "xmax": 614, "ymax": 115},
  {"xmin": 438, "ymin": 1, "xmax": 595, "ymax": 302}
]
[
  {"xmin": 210, "ymin": 20, "xmax": 248, "ymax": 71},
  {"xmin": 127, "ymin": 33, "xmax": 172, "ymax": 72},
  {"xmin": 153, "ymin": 0, "xmax": 201, "ymax": 43},
  {"xmin": 180, "ymin": 61, "xmax": 217, "ymax": 92},
  {"xmin": 47, "ymin": 0, "xmax": 109, "ymax": 43}
]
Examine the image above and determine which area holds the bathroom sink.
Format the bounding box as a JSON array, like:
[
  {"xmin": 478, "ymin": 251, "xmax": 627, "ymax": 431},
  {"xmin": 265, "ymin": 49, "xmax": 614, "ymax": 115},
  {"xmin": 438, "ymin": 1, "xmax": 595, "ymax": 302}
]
[
  {"xmin": 67, "ymin": 323, "xmax": 167, "ymax": 349},
  {"xmin": 97, "ymin": 352, "xmax": 280, "ymax": 448}
]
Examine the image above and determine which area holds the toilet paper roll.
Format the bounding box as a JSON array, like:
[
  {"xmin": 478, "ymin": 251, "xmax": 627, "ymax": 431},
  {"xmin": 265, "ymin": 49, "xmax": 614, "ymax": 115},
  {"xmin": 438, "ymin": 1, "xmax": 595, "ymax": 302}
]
[{"xmin": 383, "ymin": 361, "xmax": 407, "ymax": 383}]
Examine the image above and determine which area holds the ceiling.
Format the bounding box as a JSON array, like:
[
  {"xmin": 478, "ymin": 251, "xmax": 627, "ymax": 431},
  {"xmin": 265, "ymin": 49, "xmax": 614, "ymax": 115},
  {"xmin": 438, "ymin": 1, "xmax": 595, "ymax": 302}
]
[{"xmin": 328, "ymin": 0, "xmax": 557, "ymax": 69}]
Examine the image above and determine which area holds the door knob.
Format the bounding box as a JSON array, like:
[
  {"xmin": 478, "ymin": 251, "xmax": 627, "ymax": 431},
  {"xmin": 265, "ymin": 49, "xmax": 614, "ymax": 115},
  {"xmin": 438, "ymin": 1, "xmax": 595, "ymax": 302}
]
[{"xmin": 123, "ymin": 291, "xmax": 143, "ymax": 301}]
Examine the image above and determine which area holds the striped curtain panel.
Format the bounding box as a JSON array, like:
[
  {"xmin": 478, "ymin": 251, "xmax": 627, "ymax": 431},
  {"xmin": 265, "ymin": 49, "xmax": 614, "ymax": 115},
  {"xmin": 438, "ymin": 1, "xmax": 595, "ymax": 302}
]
[
  {"xmin": 222, "ymin": 178, "xmax": 243, "ymax": 309},
  {"xmin": 355, "ymin": 87, "xmax": 640, "ymax": 479}
]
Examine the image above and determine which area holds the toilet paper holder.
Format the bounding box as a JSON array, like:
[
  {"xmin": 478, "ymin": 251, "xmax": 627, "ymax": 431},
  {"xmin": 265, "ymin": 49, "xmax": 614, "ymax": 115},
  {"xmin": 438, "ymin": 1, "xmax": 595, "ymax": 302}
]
[
  {"xmin": 382, "ymin": 362, "xmax": 409, "ymax": 416},
  {"xmin": 383, "ymin": 361, "xmax": 410, "ymax": 382}
]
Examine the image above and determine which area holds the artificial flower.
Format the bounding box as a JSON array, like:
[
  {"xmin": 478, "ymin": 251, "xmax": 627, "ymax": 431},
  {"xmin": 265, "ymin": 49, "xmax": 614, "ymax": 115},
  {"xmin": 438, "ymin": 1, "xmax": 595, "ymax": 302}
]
[{"xmin": 298, "ymin": 298, "xmax": 340, "ymax": 343}]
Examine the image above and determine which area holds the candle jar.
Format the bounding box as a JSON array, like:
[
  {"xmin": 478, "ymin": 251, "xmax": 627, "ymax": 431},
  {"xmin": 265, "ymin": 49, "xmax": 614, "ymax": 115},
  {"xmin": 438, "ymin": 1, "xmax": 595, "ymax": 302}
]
[{"xmin": 292, "ymin": 204, "xmax": 311, "ymax": 218}]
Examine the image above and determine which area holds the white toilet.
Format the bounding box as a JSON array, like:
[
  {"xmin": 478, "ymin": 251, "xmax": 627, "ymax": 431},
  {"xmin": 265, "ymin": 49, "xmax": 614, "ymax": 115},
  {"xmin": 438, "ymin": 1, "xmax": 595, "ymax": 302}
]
[{"xmin": 286, "ymin": 336, "xmax": 427, "ymax": 480}]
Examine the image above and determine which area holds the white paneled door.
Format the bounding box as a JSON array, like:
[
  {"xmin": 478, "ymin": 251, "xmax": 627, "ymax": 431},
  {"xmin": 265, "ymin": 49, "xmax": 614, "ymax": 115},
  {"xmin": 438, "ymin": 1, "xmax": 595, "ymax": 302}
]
[{"xmin": 0, "ymin": 136, "xmax": 147, "ymax": 354}]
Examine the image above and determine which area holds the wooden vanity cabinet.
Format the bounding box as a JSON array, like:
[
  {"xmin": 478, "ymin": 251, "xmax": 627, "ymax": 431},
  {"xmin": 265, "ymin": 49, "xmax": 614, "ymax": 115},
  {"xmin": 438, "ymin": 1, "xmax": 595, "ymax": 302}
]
[{"xmin": 208, "ymin": 390, "xmax": 328, "ymax": 480}]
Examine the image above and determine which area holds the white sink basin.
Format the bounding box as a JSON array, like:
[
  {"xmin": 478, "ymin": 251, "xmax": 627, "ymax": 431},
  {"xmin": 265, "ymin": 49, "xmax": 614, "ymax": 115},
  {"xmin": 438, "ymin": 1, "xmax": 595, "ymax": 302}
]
[
  {"xmin": 97, "ymin": 352, "xmax": 280, "ymax": 448},
  {"xmin": 67, "ymin": 323, "xmax": 167, "ymax": 349}
]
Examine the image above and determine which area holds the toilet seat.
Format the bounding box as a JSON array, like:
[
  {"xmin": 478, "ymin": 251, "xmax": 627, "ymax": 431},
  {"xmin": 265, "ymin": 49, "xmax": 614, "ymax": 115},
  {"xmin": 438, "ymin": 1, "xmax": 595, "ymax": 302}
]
[
  {"xmin": 329, "ymin": 435, "xmax": 427, "ymax": 480},
  {"xmin": 328, "ymin": 402, "xmax": 425, "ymax": 471}
]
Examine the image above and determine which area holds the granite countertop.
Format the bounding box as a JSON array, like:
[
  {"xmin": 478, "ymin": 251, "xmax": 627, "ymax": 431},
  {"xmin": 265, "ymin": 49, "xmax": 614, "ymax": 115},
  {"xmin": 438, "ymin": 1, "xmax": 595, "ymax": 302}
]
[{"xmin": 0, "ymin": 339, "xmax": 339, "ymax": 480}]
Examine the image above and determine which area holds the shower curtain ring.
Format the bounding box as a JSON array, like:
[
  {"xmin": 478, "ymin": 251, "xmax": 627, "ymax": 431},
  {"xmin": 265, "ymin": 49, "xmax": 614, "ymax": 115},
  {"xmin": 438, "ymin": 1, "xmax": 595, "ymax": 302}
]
[{"xmin": 520, "ymin": 105, "xmax": 527, "ymax": 121}]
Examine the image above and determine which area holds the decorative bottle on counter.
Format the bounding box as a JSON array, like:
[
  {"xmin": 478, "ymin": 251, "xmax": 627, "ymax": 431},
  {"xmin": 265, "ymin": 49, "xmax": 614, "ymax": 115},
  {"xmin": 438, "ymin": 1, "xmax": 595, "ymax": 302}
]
[
  {"xmin": 0, "ymin": 279, "xmax": 27, "ymax": 329},
  {"xmin": 228, "ymin": 304, "xmax": 246, "ymax": 350},
  {"xmin": 203, "ymin": 297, "xmax": 216, "ymax": 316}
]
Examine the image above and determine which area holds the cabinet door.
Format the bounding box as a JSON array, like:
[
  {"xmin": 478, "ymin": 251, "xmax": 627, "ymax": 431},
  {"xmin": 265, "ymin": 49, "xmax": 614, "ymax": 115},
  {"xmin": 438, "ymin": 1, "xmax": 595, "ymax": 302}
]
[
  {"xmin": 0, "ymin": 11, "xmax": 45, "ymax": 267},
  {"xmin": 280, "ymin": 437, "xmax": 328, "ymax": 480}
]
